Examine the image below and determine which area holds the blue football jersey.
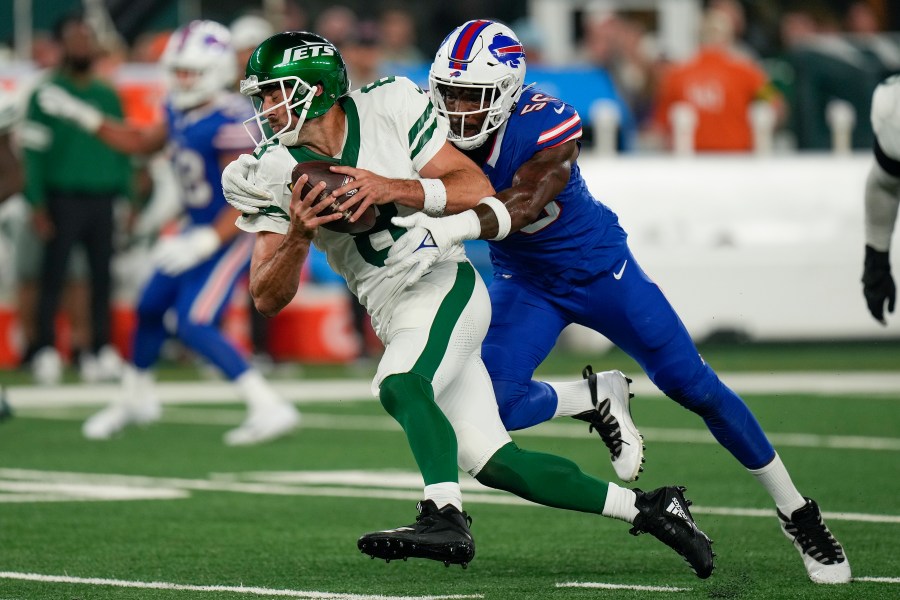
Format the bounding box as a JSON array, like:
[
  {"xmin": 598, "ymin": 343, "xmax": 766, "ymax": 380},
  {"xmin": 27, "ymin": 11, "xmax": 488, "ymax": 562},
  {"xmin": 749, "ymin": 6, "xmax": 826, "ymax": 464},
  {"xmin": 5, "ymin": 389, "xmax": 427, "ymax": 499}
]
[
  {"xmin": 164, "ymin": 93, "xmax": 255, "ymax": 226},
  {"xmin": 478, "ymin": 87, "xmax": 627, "ymax": 293}
]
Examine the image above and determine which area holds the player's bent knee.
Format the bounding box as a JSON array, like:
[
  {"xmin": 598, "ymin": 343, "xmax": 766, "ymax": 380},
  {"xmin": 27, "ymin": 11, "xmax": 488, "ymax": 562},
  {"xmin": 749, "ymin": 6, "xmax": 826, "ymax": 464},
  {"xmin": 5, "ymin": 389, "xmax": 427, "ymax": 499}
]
[
  {"xmin": 656, "ymin": 362, "xmax": 721, "ymax": 414},
  {"xmin": 378, "ymin": 372, "xmax": 430, "ymax": 417}
]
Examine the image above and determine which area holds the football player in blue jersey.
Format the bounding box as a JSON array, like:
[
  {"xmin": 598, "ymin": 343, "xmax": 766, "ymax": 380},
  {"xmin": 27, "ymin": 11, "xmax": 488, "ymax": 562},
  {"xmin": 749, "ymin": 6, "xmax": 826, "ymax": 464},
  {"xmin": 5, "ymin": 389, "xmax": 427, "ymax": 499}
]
[
  {"xmin": 37, "ymin": 20, "xmax": 299, "ymax": 445},
  {"xmin": 379, "ymin": 20, "xmax": 849, "ymax": 584}
]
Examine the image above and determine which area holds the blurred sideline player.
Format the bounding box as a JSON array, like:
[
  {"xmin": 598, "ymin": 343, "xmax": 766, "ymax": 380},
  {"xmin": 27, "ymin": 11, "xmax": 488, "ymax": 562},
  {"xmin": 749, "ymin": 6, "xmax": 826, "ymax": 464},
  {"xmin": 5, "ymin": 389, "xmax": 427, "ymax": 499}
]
[
  {"xmin": 381, "ymin": 20, "xmax": 848, "ymax": 584},
  {"xmin": 862, "ymin": 75, "xmax": 900, "ymax": 325},
  {"xmin": 38, "ymin": 20, "xmax": 299, "ymax": 445}
]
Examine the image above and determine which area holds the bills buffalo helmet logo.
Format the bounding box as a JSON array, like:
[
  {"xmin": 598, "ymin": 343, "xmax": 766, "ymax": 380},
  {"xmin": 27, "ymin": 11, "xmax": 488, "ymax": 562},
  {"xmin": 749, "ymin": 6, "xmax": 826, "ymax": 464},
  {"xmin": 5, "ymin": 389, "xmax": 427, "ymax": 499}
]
[
  {"xmin": 488, "ymin": 34, "xmax": 524, "ymax": 67},
  {"xmin": 450, "ymin": 71, "xmax": 462, "ymax": 78}
]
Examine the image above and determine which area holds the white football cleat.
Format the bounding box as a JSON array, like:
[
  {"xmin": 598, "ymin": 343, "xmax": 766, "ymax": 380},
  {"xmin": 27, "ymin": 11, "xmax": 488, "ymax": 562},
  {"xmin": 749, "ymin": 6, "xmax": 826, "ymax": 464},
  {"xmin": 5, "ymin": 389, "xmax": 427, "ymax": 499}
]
[
  {"xmin": 32, "ymin": 346, "xmax": 63, "ymax": 386},
  {"xmin": 573, "ymin": 366, "xmax": 645, "ymax": 482},
  {"xmin": 778, "ymin": 497, "xmax": 851, "ymax": 584},
  {"xmin": 224, "ymin": 402, "xmax": 300, "ymax": 446},
  {"xmin": 82, "ymin": 400, "xmax": 161, "ymax": 440},
  {"xmin": 95, "ymin": 345, "xmax": 124, "ymax": 381}
]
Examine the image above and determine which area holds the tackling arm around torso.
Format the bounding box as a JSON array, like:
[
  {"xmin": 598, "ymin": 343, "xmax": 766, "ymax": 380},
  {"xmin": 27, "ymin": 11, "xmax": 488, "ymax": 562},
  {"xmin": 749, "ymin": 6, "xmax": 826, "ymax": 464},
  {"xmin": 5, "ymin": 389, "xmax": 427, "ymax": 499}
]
[{"xmin": 470, "ymin": 140, "xmax": 577, "ymax": 239}]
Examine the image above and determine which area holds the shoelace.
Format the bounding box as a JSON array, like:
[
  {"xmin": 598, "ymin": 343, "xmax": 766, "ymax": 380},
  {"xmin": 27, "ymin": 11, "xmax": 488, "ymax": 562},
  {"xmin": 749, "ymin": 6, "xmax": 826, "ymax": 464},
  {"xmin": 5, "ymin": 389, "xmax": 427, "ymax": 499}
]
[{"xmin": 783, "ymin": 507, "xmax": 845, "ymax": 564}]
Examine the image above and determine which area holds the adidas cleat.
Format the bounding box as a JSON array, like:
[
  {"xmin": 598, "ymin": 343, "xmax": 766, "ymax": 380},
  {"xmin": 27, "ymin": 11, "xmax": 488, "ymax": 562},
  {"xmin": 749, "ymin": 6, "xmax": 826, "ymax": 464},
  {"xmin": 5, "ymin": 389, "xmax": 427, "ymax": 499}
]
[
  {"xmin": 630, "ymin": 486, "xmax": 715, "ymax": 579},
  {"xmin": 778, "ymin": 497, "xmax": 850, "ymax": 584},
  {"xmin": 358, "ymin": 500, "xmax": 475, "ymax": 568},
  {"xmin": 573, "ymin": 365, "xmax": 645, "ymax": 482}
]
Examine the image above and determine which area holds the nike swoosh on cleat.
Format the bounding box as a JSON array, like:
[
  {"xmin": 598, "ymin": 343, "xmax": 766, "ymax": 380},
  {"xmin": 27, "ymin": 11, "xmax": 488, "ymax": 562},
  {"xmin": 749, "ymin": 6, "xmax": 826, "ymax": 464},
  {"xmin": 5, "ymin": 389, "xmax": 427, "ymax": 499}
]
[{"xmin": 613, "ymin": 260, "xmax": 628, "ymax": 280}]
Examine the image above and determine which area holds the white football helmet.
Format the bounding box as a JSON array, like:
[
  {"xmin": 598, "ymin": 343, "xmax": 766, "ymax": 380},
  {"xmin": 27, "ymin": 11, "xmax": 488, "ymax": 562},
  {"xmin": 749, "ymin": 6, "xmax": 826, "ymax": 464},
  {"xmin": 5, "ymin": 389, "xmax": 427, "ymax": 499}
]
[
  {"xmin": 429, "ymin": 20, "xmax": 526, "ymax": 150},
  {"xmin": 160, "ymin": 20, "xmax": 237, "ymax": 110}
]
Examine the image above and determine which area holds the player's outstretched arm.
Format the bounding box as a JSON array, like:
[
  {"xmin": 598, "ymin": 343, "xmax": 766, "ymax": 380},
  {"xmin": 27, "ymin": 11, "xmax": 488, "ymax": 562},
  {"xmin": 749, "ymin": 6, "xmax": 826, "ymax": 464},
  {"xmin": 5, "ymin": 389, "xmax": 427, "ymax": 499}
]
[
  {"xmin": 37, "ymin": 84, "xmax": 167, "ymax": 155},
  {"xmin": 863, "ymin": 160, "xmax": 900, "ymax": 324}
]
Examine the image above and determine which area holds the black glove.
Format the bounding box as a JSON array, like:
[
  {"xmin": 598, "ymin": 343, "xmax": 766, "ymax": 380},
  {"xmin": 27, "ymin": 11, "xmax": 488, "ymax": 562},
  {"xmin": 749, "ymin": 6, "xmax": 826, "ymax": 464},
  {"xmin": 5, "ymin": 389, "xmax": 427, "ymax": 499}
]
[{"xmin": 862, "ymin": 245, "xmax": 896, "ymax": 324}]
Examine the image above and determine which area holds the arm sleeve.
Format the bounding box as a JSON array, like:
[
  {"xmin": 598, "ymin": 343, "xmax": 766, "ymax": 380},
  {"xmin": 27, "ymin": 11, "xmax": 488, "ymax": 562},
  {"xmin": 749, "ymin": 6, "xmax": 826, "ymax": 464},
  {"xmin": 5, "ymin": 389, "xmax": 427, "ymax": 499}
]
[
  {"xmin": 20, "ymin": 91, "xmax": 50, "ymax": 207},
  {"xmin": 865, "ymin": 158, "xmax": 900, "ymax": 251}
]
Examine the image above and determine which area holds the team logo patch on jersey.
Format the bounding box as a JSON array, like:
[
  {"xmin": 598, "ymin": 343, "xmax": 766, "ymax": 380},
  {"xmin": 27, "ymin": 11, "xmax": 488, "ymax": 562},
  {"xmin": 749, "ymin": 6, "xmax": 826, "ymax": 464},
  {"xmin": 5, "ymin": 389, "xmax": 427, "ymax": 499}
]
[{"xmin": 488, "ymin": 35, "xmax": 524, "ymax": 67}]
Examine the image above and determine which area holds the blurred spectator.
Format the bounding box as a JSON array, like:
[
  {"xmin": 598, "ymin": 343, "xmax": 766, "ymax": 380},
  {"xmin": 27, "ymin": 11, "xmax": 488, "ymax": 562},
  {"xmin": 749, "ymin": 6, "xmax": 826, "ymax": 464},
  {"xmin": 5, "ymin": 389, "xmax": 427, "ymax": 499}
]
[
  {"xmin": 230, "ymin": 14, "xmax": 275, "ymax": 73},
  {"xmin": 343, "ymin": 20, "xmax": 384, "ymax": 87},
  {"xmin": 581, "ymin": 10, "xmax": 658, "ymax": 128},
  {"xmin": 273, "ymin": 0, "xmax": 309, "ymax": 32},
  {"xmin": 313, "ymin": 5, "xmax": 358, "ymax": 51},
  {"xmin": 0, "ymin": 89, "xmax": 23, "ymax": 203},
  {"xmin": 20, "ymin": 12, "xmax": 130, "ymax": 383},
  {"xmin": 378, "ymin": 7, "xmax": 426, "ymax": 70},
  {"xmin": 844, "ymin": 1, "xmax": 882, "ymax": 34},
  {"xmin": 781, "ymin": 2, "xmax": 894, "ymax": 150},
  {"xmin": 130, "ymin": 30, "xmax": 171, "ymax": 64},
  {"xmin": 650, "ymin": 7, "xmax": 784, "ymax": 152}
]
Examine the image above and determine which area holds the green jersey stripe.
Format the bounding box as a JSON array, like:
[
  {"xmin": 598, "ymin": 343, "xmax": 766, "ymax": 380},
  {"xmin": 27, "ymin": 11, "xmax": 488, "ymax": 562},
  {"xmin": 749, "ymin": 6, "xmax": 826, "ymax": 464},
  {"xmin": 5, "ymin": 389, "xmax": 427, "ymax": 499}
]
[
  {"xmin": 411, "ymin": 262, "xmax": 476, "ymax": 381},
  {"xmin": 407, "ymin": 102, "xmax": 434, "ymax": 147},
  {"xmin": 410, "ymin": 118, "xmax": 438, "ymax": 162}
]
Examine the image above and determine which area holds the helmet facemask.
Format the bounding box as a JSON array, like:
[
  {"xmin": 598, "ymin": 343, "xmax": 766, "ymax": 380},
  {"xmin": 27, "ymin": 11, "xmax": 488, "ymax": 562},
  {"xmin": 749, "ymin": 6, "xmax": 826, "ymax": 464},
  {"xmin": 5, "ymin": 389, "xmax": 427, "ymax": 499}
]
[
  {"xmin": 241, "ymin": 75, "xmax": 317, "ymax": 147},
  {"xmin": 430, "ymin": 72, "xmax": 521, "ymax": 150}
]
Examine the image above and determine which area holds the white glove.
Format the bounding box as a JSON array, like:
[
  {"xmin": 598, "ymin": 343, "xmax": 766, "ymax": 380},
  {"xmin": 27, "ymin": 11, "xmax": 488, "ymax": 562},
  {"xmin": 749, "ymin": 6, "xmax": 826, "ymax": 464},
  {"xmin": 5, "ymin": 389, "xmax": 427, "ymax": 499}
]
[
  {"xmin": 383, "ymin": 227, "xmax": 443, "ymax": 287},
  {"xmin": 37, "ymin": 84, "xmax": 103, "ymax": 133},
  {"xmin": 386, "ymin": 210, "xmax": 482, "ymax": 275},
  {"xmin": 221, "ymin": 154, "xmax": 274, "ymax": 214},
  {"xmin": 152, "ymin": 227, "xmax": 220, "ymax": 275}
]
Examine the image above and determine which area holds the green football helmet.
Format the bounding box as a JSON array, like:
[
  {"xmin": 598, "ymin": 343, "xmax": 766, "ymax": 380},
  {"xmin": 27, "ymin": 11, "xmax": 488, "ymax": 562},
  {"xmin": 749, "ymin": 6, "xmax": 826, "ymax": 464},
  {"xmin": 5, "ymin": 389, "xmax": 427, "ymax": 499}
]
[{"xmin": 240, "ymin": 31, "xmax": 349, "ymax": 146}]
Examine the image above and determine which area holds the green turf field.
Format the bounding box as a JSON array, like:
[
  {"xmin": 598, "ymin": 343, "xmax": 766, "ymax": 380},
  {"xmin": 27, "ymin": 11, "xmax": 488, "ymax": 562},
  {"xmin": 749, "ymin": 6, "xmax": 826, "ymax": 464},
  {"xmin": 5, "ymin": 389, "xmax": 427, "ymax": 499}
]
[{"xmin": 1, "ymin": 343, "xmax": 898, "ymax": 599}]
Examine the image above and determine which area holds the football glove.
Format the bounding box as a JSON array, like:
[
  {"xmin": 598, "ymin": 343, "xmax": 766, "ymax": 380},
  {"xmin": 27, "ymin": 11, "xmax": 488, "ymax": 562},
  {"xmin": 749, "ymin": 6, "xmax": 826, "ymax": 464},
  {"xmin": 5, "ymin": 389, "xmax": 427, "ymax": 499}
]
[
  {"xmin": 152, "ymin": 227, "xmax": 220, "ymax": 275},
  {"xmin": 37, "ymin": 84, "xmax": 103, "ymax": 133},
  {"xmin": 222, "ymin": 154, "xmax": 274, "ymax": 215},
  {"xmin": 862, "ymin": 244, "xmax": 895, "ymax": 324},
  {"xmin": 384, "ymin": 227, "xmax": 443, "ymax": 287}
]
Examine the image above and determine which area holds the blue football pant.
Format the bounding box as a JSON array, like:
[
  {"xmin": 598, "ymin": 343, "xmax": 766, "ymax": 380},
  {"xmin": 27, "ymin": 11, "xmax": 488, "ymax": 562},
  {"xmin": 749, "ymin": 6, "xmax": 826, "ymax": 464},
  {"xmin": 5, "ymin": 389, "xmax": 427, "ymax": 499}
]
[
  {"xmin": 482, "ymin": 247, "xmax": 776, "ymax": 470},
  {"xmin": 131, "ymin": 236, "xmax": 253, "ymax": 380}
]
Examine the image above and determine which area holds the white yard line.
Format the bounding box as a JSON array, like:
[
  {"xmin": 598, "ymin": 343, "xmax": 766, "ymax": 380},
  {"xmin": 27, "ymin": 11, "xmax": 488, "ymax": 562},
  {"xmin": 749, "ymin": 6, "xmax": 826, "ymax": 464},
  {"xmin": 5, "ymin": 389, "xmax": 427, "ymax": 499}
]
[
  {"xmin": 0, "ymin": 572, "xmax": 482, "ymax": 600},
  {"xmin": 557, "ymin": 582, "xmax": 691, "ymax": 592},
  {"xmin": 18, "ymin": 407, "xmax": 900, "ymax": 453},
  {"xmin": 854, "ymin": 577, "xmax": 900, "ymax": 583},
  {"xmin": 7, "ymin": 371, "xmax": 900, "ymax": 409},
  {"xmin": 2, "ymin": 468, "xmax": 899, "ymax": 524}
]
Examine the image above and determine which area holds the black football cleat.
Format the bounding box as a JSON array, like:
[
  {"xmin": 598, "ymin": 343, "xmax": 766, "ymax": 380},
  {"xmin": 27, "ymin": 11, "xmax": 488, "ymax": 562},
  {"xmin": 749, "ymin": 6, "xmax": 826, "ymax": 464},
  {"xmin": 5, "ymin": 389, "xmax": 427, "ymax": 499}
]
[
  {"xmin": 629, "ymin": 486, "xmax": 715, "ymax": 579},
  {"xmin": 358, "ymin": 500, "xmax": 475, "ymax": 568}
]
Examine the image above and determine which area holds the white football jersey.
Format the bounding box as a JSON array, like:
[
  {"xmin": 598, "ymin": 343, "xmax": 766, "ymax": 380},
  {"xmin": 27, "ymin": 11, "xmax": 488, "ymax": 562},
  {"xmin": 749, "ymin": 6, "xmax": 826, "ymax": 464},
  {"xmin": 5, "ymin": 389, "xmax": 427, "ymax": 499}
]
[
  {"xmin": 237, "ymin": 76, "xmax": 465, "ymax": 332},
  {"xmin": 871, "ymin": 75, "xmax": 900, "ymax": 161}
]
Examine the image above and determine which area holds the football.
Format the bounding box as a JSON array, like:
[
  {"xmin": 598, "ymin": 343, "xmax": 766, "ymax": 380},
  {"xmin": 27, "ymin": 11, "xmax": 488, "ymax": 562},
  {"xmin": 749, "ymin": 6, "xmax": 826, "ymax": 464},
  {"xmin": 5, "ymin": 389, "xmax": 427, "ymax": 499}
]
[{"xmin": 290, "ymin": 160, "xmax": 377, "ymax": 234}]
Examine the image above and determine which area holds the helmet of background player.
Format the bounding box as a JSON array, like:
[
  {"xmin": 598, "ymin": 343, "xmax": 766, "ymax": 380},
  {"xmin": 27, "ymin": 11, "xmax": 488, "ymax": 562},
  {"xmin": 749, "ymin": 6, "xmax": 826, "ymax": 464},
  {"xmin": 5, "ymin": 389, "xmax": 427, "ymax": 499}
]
[
  {"xmin": 160, "ymin": 20, "xmax": 238, "ymax": 111},
  {"xmin": 429, "ymin": 20, "xmax": 526, "ymax": 150},
  {"xmin": 239, "ymin": 31, "xmax": 349, "ymax": 147}
]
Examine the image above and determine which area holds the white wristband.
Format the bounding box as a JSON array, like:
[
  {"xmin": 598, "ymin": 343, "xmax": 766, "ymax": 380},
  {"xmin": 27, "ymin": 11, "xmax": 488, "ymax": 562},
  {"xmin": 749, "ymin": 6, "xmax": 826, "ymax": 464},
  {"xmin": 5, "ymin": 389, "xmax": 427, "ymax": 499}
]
[
  {"xmin": 478, "ymin": 196, "xmax": 511, "ymax": 240},
  {"xmin": 420, "ymin": 179, "xmax": 447, "ymax": 216}
]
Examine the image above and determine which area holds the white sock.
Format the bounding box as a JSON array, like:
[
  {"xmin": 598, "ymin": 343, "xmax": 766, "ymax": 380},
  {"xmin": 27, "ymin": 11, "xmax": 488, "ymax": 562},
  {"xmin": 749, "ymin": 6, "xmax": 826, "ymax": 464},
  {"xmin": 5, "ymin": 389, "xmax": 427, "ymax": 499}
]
[
  {"xmin": 236, "ymin": 369, "xmax": 283, "ymax": 411},
  {"xmin": 601, "ymin": 483, "xmax": 639, "ymax": 523},
  {"xmin": 549, "ymin": 379, "xmax": 594, "ymax": 418},
  {"xmin": 424, "ymin": 482, "xmax": 463, "ymax": 512},
  {"xmin": 749, "ymin": 453, "xmax": 806, "ymax": 515},
  {"xmin": 122, "ymin": 365, "xmax": 155, "ymax": 407}
]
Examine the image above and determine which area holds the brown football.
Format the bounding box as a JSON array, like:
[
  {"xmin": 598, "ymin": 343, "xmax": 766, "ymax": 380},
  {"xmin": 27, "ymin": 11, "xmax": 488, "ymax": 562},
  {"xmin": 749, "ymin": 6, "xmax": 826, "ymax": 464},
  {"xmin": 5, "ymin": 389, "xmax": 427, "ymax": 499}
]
[{"xmin": 290, "ymin": 160, "xmax": 377, "ymax": 234}]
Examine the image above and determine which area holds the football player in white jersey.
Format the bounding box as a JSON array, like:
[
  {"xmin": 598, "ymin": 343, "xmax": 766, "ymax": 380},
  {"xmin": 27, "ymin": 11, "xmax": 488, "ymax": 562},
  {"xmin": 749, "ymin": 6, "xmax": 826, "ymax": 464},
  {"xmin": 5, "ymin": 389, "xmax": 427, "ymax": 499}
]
[
  {"xmin": 863, "ymin": 75, "xmax": 900, "ymax": 324},
  {"xmin": 223, "ymin": 31, "xmax": 714, "ymax": 576}
]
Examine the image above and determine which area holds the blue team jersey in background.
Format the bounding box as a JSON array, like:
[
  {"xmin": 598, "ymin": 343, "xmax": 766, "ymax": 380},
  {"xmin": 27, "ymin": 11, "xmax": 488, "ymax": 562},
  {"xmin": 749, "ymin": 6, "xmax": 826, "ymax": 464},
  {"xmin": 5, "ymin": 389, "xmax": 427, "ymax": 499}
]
[
  {"xmin": 479, "ymin": 87, "xmax": 627, "ymax": 295},
  {"xmin": 164, "ymin": 94, "xmax": 254, "ymax": 227}
]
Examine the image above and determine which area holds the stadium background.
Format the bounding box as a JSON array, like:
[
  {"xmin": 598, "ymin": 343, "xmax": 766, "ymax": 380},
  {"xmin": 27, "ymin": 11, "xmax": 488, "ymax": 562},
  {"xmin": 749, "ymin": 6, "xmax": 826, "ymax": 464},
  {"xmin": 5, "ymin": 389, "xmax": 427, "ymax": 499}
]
[{"xmin": 1, "ymin": 0, "xmax": 899, "ymax": 368}]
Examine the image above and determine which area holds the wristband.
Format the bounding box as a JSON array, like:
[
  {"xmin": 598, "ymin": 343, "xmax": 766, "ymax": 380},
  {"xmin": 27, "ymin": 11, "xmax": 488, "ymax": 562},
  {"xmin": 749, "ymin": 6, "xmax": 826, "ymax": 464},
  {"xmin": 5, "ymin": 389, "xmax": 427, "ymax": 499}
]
[
  {"xmin": 420, "ymin": 179, "xmax": 447, "ymax": 216},
  {"xmin": 478, "ymin": 196, "xmax": 511, "ymax": 240}
]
